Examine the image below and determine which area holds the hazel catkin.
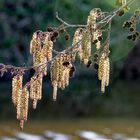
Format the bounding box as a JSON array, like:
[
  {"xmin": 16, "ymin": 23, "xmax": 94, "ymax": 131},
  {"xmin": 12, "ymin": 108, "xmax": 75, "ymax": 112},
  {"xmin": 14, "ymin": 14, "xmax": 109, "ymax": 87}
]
[{"xmin": 98, "ymin": 53, "xmax": 110, "ymax": 93}]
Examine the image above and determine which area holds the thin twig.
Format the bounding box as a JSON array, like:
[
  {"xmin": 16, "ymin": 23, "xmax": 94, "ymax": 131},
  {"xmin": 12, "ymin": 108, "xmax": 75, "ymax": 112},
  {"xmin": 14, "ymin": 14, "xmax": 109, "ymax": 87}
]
[
  {"xmin": 99, "ymin": 0, "xmax": 136, "ymax": 24},
  {"xmin": 56, "ymin": 12, "xmax": 87, "ymax": 28}
]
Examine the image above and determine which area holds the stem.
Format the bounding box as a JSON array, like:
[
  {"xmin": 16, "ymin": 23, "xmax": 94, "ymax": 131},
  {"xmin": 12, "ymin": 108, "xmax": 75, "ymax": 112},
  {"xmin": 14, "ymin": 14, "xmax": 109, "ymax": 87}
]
[
  {"xmin": 99, "ymin": 0, "xmax": 136, "ymax": 24},
  {"xmin": 56, "ymin": 12, "xmax": 87, "ymax": 28}
]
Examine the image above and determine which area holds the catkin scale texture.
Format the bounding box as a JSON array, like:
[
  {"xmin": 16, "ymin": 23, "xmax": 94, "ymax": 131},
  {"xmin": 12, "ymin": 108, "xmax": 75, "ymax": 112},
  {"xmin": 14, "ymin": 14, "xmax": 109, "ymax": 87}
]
[{"xmin": 98, "ymin": 53, "xmax": 110, "ymax": 93}]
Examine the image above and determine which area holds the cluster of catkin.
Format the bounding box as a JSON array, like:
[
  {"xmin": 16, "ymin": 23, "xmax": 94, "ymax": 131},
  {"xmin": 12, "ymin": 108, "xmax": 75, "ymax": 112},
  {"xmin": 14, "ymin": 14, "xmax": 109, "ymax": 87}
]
[
  {"xmin": 10, "ymin": 8, "xmax": 111, "ymax": 129},
  {"xmin": 72, "ymin": 8, "xmax": 110, "ymax": 93},
  {"xmin": 72, "ymin": 9, "xmax": 103, "ymax": 65},
  {"xmin": 51, "ymin": 53, "xmax": 74, "ymax": 101},
  {"xmin": 87, "ymin": 8, "xmax": 103, "ymax": 49},
  {"xmin": 30, "ymin": 73, "xmax": 43, "ymax": 109},
  {"xmin": 11, "ymin": 30, "xmax": 54, "ymax": 129},
  {"xmin": 12, "ymin": 74, "xmax": 29, "ymax": 129},
  {"xmin": 29, "ymin": 31, "xmax": 53, "ymax": 108},
  {"xmin": 30, "ymin": 30, "xmax": 53, "ymax": 75}
]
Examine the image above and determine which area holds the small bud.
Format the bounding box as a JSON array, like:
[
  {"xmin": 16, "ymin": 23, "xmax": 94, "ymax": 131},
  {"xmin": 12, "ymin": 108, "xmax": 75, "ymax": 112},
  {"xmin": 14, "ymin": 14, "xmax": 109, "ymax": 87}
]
[
  {"xmin": 63, "ymin": 61, "xmax": 70, "ymax": 67},
  {"xmin": 135, "ymin": 31, "xmax": 139, "ymax": 36},
  {"xmin": 127, "ymin": 35, "xmax": 132, "ymax": 40},
  {"xmin": 132, "ymin": 34, "xmax": 137, "ymax": 41},
  {"xmin": 93, "ymin": 39, "xmax": 98, "ymax": 44},
  {"xmin": 59, "ymin": 28, "xmax": 65, "ymax": 33},
  {"xmin": 69, "ymin": 66, "xmax": 76, "ymax": 78},
  {"xmin": 98, "ymin": 36, "xmax": 102, "ymax": 41},
  {"xmin": 94, "ymin": 63, "xmax": 99, "ymax": 70},
  {"xmin": 132, "ymin": 37, "xmax": 136, "ymax": 41},
  {"xmin": 86, "ymin": 60, "xmax": 92, "ymax": 68},
  {"xmin": 122, "ymin": 22, "xmax": 127, "ymax": 28},
  {"xmin": 50, "ymin": 36, "xmax": 56, "ymax": 41},
  {"xmin": 94, "ymin": 58, "xmax": 98, "ymax": 62},
  {"xmin": 65, "ymin": 34, "xmax": 70, "ymax": 41},
  {"xmin": 47, "ymin": 27, "xmax": 54, "ymax": 32},
  {"xmin": 134, "ymin": 10, "xmax": 140, "ymax": 16},
  {"xmin": 94, "ymin": 53, "xmax": 98, "ymax": 58},
  {"xmin": 117, "ymin": 10, "xmax": 124, "ymax": 16},
  {"xmin": 130, "ymin": 27, "xmax": 134, "ymax": 32}
]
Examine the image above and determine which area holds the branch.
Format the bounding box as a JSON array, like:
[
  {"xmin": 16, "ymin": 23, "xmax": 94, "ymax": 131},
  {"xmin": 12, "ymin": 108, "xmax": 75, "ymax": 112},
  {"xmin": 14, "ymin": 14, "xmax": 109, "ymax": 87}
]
[
  {"xmin": 56, "ymin": 12, "xmax": 87, "ymax": 28},
  {"xmin": 99, "ymin": 0, "xmax": 136, "ymax": 24},
  {"xmin": 0, "ymin": 0, "xmax": 137, "ymax": 73}
]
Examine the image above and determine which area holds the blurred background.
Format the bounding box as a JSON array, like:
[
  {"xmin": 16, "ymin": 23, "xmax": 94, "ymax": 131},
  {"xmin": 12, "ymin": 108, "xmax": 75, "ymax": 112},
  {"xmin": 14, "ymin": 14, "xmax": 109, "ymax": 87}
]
[{"xmin": 0, "ymin": 0, "xmax": 140, "ymax": 139}]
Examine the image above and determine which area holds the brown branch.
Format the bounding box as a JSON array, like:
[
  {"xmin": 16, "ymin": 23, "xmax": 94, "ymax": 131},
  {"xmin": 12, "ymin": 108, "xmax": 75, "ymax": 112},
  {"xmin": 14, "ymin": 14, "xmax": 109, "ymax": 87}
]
[{"xmin": 0, "ymin": 0, "xmax": 137, "ymax": 73}]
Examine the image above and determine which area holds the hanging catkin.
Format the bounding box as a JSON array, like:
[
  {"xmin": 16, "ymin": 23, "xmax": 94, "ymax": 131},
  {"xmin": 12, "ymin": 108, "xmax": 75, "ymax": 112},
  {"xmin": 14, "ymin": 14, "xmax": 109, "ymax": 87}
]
[
  {"xmin": 50, "ymin": 53, "xmax": 73, "ymax": 101},
  {"xmin": 98, "ymin": 53, "xmax": 110, "ymax": 93},
  {"xmin": 87, "ymin": 8, "xmax": 103, "ymax": 50},
  {"xmin": 12, "ymin": 75, "xmax": 23, "ymax": 107},
  {"xmin": 72, "ymin": 28, "xmax": 83, "ymax": 62},
  {"xmin": 30, "ymin": 31, "xmax": 53, "ymax": 76},
  {"xmin": 81, "ymin": 30, "xmax": 92, "ymax": 65},
  {"xmin": 30, "ymin": 73, "xmax": 43, "ymax": 109},
  {"xmin": 17, "ymin": 87, "xmax": 29, "ymax": 130}
]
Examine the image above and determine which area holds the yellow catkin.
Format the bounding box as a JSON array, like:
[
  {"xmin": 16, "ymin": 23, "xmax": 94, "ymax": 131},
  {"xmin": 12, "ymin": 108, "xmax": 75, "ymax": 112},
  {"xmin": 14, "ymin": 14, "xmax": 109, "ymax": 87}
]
[
  {"xmin": 98, "ymin": 53, "xmax": 110, "ymax": 93},
  {"xmin": 51, "ymin": 57, "xmax": 60, "ymax": 101},
  {"xmin": 64, "ymin": 67, "xmax": 70, "ymax": 87},
  {"xmin": 81, "ymin": 30, "xmax": 91, "ymax": 65},
  {"xmin": 105, "ymin": 57, "xmax": 110, "ymax": 87},
  {"xmin": 17, "ymin": 87, "xmax": 29, "ymax": 130},
  {"xmin": 30, "ymin": 32, "xmax": 42, "ymax": 70},
  {"xmin": 30, "ymin": 76, "xmax": 36, "ymax": 101},
  {"xmin": 44, "ymin": 33, "xmax": 53, "ymax": 61},
  {"xmin": 87, "ymin": 9, "xmax": 98, "ymax": 41},
  {"xmin": 72, "ymin": 28, "xmax": 83, "ymax": 62},
  {"xmin": 94, "ymin": 30, "xmax": 102, "ymax": 50},
  {"xmin": 58, "ymin": 54, "xmax": 65, "ymax": 88},
  {"xmin": 101, "ymin": 60, "xmax": 107, "ymax": 93},
  {"xmin": 12, "ymin": 75, "xmax": 23, "ymax": 107},
  {"xmin": 87, "ymin": 9, "xmax": 103, "ymax": 50},
  {"xmin": 50, "ymin": 53, "xmax": 73, "ymax": 100},
  {"xmin": 51, "ymin": 58, "xmax": 59, "ymax": 83},
  {"xmin": 30, "ymin": 31, "xmax": 53, "ymax": 76},
  {"xmin": 41, "ymin": 33, "xmax": 53, "ymax": 75},
  {"xmin": 30, "ymin": 32, "xmax": 41, "ymax": 55},
  {"xmin": 60, "ymin": 54, "xmax": 71, "ymax": 89},
  {"xmin": 87, "ymin": 9, "xmax": 97, "ymax": 32},
  {"xmin": 61, "ymin": 67, "xmax": 69, "ymax": 90},
  {"xmin": 30, "ymin": 73, "xmax": 43, "ymax": 109},
  {"xmin": 30, "ymin": 33, "xmax": 37, "ymax": 54},
  {"xmin": 36, "ymin": 73, "xmax": 43, "ymax": 100},
  {"xmin": 29, "ymin": 31, "xmax": 54, "ymax": 107},
  {"xmin": 12, "ymin": 76, "xmax": 17, "ymax": 105},
  {"xmin": 52, "ymin": 81, "xmax": 58, "ymax": 101},
  {"xmin": 41, "ymin": 50, "xmax": 47, "ymax": 76},
  {"xmin": 98, "ymin": 54, "xmax": 105, "ymax": 80}
]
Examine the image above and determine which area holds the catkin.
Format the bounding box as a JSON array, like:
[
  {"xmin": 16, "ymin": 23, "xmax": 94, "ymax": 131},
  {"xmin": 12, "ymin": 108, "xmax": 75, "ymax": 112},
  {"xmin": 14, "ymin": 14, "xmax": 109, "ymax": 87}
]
[
  {"xmin": 51, "ymin": 53, "xmax": 73, "ymax": 101},
  {"xmin": 98, "ymin": 53, "xmax": 110, "ymax": 93},
  {"xmin": 29, "ymin": 31, "xmax": 54, "ymax": 108},
  {"xmin": 81, "ymin": 30, "xmax": 91, "ymax": 65},
  {"xmin": 12, "ymin": 75, "xmax": 23, "ymax": 107},
  {"xmin": 72, "ymin": 28, "xmax": 83, "ymax": 62},
  {"xmin": 30, "ymin": 73, "xmax": 43, "ymax": 109},
  {"xmin": 30, "ymin": 31, "xmax": 53, "ymax": 76},
  {"xmin": 43, "ymin": 33, "xmax": 53, "ymax": 61},
  {"xmin": 17, "ymin": 87, "xmax": 29, "ymax": 130},
  {"xmin": 87, "ymin": 8, "xmax": 103, "ymax": 50}
]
